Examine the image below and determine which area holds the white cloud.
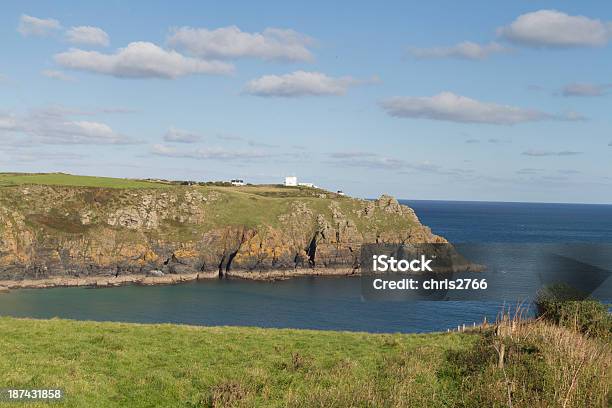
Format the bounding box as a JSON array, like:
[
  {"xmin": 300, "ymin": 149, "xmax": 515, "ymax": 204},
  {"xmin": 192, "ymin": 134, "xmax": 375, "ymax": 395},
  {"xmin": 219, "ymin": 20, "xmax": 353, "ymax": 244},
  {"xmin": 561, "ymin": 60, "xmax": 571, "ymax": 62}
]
[
  {"xmin": 247, "ymin": 140, "xmax": 278, "ymax": 148},
  {"xmin": 0, "ymin": 107, "xmax": 134, "ymax": 144},
  {"xmin": 516, "ymin": 168, "xmax": 544, "ymax": 175},
  {"xmin": 338, "ymin": 156, "xmax": 410, "ymax": 170},
  {"xmin": 65, "ymin": 26, "xmax": 110, "ymax": 46},
  {"xmin": 151, "ymin": 144, "xmax": 178, "ymax": 156},
  {"xmin": 8, "ymin": 151, "xmax": 86, "ymax": 163},
  {"xmin": 164, "ymin": 127, "xmax": 203, "ymax": 143},
  {"xmin": 212, "ymin": 133, "xmax": 278, "ymax": 148},
  {"xmin": 0, "ymin": 113, "xmax": 19, "ymax": 130},
  {"xmin": 216, "ymin": 134, "xmax": 240, "ymax": 142},
  {"xmin": 100, "ymin": 107, "xmax": 138, "ymax": 114},
  {"xmin": 42, "ymin": 69, "xmax": 76, "ymax": 82},
  {"xmin": 330, "ymin": 152, "xmax": 378, "ymax": 159},
  {"xmin": 151, "ymin": 144, "xmax": 270, "ymax": 160},
  {"xmin": 380, "ymin": 92, "xmax": 551, "ymax": 125},
  {"xmin": 408, "ymin": 42, "xmax": 508, "ymax": 60},
  {"xmin": 244, "ymin": 71, "xmax": 368, "ymax": 97},
  {"xmin": 327, "ymin": 152, "xmax": 469, "ymax": 176},
  {"xmin": 68, "ymin": 121, "xmax": 120, "ymax": 142},
  {"xmin": 54, "ymin": 42, "xmax": 234, "ymax": 79},
  {"xmin": 327, "ymin": 153, "xmax": 417, "ymax": 170},
  {"xmin": 18, "ymin": 14, "xmax": 61, "ymax": 37},
  {"xmin": 522, "ymin": 149, "xmax": 582, "ymax": 157},
  {"xmin": 497, "ymin": 10, "xmax": 612, "ymax": 47},
  {"xmin": 487, "ymin": 138, "xmax": 511, "ymax": 144},
  {"xmin": 168, "ymin": 26, "xmax": 314, "ymax": 62},
  {"xmin": 558, "ymin": 110, "xmax": 587, "ymax": 121},
  {"xmin": 561, "ymin": 83, "xmax": 611, "ymax": 97}
]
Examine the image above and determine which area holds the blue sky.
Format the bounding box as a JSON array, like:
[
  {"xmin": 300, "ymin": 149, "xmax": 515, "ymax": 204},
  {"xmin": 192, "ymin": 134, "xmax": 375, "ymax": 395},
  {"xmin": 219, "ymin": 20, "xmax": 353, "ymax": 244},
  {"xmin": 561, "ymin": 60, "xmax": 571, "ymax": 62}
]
[{"xmin": 1, "ymin": 1, "xmax": 611, "ymax": 203}]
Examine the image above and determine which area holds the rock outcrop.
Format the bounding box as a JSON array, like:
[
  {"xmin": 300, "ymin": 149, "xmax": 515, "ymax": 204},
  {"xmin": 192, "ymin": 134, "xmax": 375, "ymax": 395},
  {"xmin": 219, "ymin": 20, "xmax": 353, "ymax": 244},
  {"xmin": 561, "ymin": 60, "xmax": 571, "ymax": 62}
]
[{"xmin": 0, "ymin": 185, "xmax": 445, "ymax": 283}]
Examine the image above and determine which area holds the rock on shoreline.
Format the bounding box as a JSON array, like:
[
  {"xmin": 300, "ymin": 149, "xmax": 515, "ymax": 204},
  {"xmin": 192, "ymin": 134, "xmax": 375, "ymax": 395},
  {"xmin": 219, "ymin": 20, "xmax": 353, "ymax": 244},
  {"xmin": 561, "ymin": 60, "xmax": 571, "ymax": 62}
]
[{"xmin": 0, "ymin": 267, "xmax": 360, "ymax": 291}]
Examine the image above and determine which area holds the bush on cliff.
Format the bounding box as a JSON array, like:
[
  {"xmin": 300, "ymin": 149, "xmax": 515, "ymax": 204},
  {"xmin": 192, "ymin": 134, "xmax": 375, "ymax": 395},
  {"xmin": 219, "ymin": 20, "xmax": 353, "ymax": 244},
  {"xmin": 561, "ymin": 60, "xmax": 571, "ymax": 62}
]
[
  {"xmin": 441, "ymin": 315, "xmax": 611, "ymax": 407},
  {"xmin": 535, "ymin": 284, "xmax": 611, "ymax": 339}
]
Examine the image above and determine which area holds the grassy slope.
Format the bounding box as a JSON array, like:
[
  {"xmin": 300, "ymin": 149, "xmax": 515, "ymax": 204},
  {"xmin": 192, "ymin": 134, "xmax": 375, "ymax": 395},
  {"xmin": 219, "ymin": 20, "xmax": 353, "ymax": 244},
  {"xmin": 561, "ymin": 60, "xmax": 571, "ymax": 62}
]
[
  {"xmin": 0, "ymin": 173, "xmax": 416, "ymax": 238},
  {"xmin": 0, "ymin": 318, "xmax": 472, "ymax": 408},
  {"xmin": 0, "ymin": 173, "xmax": 168, "ymax": 189}
]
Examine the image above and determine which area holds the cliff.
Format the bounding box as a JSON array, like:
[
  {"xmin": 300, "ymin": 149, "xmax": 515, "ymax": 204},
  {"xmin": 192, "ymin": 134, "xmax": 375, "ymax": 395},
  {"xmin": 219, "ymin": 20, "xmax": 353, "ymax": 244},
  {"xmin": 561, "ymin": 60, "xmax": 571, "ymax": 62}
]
[{"xmin": 0, "ymin": 174, "xmax": 445, "ymax": 283}]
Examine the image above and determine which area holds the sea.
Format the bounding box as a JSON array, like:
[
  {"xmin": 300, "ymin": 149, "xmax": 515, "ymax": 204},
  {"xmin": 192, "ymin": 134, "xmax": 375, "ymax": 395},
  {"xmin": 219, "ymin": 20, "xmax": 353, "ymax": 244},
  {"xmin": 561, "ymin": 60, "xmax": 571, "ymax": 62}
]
[{"xmin": 0, "ymin": 200, "xmax": 610, "ymax": 333}]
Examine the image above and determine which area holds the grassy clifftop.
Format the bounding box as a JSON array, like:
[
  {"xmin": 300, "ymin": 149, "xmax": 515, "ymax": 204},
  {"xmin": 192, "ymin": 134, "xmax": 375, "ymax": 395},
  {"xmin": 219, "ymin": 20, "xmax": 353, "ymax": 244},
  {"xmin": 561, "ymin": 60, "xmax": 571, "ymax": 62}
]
[
  {"xmin": 0, "ymin": 173, "xmax": 167, "ymax": 189},
  {"xmin": 0, "ymin": 173, "xmax": 443, "ymax": 282},
  {"xmin": 0, "ymin": 172, "xmax": 415, "ymax": 231}
]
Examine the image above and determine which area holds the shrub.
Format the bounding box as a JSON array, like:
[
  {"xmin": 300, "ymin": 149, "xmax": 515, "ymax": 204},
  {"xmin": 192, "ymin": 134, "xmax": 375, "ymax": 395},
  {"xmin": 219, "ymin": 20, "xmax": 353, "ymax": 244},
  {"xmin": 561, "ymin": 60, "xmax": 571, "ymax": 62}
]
[
  {"xmin": 535, "ymin": 284, "xmax": 611, "ymax": 339},
  {"xmin": 441, "ymin": 319, "xmax": 611, "ymax": 407}
]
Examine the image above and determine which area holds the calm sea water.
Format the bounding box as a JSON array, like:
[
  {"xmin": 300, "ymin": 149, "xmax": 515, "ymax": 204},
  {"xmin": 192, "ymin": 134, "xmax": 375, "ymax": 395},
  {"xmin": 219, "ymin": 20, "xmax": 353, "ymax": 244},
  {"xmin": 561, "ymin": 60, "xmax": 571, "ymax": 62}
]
[
  {"xmin": 408, "ymin": 200, "xmax": 612, "ymax": 243},
  {"xmin": 1, "ymin": 200, "xmax": 611, "ymax": 333}
]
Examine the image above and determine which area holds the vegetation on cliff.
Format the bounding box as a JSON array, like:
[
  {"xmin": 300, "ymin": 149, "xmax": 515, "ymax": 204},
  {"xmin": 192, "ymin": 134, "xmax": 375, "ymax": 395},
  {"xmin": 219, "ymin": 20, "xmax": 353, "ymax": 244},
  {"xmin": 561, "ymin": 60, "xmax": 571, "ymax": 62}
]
[
  {"xmin": 0, "ymin": 173, "xmax": 166, "ymax": 189},
  {"xmin": 0, "ymin": 173, "xmax": 444, "ymax": 281}
]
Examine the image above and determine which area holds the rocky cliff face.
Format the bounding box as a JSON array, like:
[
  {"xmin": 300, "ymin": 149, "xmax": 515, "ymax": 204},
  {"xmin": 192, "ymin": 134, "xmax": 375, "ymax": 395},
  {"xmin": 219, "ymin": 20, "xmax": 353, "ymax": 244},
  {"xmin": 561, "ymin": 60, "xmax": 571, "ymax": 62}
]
[{"xmin": 0, "ymin": 185, "xmax": 445, "ymax": 281}]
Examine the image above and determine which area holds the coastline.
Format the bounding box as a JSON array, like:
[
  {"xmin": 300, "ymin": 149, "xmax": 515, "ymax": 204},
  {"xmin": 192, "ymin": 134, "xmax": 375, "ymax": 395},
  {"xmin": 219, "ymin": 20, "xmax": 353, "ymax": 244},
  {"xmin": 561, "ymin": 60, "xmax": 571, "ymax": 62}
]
[
  {"xmin": 0, "ymin": 267, "xmax": 359, "ymax": 292},
  {"xmin": 0, "ymin": 262, "xmax": 485, "ymax": 292}
]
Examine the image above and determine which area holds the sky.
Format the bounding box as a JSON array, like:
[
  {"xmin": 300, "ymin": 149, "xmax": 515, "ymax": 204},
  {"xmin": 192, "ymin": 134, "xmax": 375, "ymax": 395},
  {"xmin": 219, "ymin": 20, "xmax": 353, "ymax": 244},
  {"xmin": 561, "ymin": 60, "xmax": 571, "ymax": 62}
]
[{"xmin": 1, "ymin": 1, "xmax": 611, "ymax": 203}]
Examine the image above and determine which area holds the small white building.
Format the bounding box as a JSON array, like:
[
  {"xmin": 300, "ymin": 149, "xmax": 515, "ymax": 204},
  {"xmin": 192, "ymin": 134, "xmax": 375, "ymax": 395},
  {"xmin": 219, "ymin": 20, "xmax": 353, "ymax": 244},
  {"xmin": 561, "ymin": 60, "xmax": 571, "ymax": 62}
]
[
  {"xmin": 230, "ymin": 179, "xmax": 245, "ymax": 186},
  {"xmin": 284, "ymin": 176, "xmax": 298, "ymax": 187},
  {"xmin": 298, "ymin": 182, "xmax": 316, "ymax": 188}
]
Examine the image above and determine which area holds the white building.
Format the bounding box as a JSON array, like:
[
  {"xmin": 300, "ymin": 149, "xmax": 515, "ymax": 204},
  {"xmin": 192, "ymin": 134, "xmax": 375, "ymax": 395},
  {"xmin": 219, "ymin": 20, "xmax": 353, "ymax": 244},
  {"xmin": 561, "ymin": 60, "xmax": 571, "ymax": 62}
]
[
  {"xmin": 298, "ymin": 182, "xmax": 316, "ymax": 188},
  {"xmin": 230, "ymin": 179, "xmax": 245, "ymax": 186},
  {"xmin": 284, "ymin": 176, "xmax": 298, "ymax": 187}
]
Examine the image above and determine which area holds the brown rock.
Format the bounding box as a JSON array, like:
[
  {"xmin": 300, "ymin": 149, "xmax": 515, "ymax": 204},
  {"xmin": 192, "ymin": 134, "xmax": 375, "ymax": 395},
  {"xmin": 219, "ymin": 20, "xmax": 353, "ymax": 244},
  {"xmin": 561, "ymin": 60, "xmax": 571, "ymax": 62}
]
[{"xmin": 0, "ymin": 185, "xmax": 445, "ymax": 282}]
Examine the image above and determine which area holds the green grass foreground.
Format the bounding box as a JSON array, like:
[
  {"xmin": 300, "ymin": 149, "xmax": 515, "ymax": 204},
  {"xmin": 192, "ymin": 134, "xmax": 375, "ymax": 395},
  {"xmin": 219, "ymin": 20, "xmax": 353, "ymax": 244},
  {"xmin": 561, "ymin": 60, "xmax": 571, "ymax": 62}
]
[
  {"xmin": 0, "ymin": 317, "xmax": 473, "ymax": 407},
  {"xmin": 1, "ymin": 317, "xmax": 610, "ymax": 408}
]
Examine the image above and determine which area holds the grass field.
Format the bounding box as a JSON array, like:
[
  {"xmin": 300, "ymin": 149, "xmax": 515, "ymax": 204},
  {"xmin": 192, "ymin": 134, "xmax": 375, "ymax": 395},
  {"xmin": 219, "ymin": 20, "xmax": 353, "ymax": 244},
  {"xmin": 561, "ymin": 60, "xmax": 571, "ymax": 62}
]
[
  {"xmin": 0, "ymin": 173, "xmax": 167, "ymax": 189},
  {"xmin": 0, "ymin": 318, "xmax": 472, "ymax": 407},
  {"xmin": 0, "ymin": 174, "xmax": 337, "ymax": 195},
  {"xmin": 0, "ymin": 317, "xmax": 609, "ymax": 407}
]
